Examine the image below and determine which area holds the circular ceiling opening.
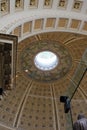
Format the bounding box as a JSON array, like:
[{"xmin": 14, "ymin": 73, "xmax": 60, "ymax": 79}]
[{"xmin": 34, "ymin": 51, "xmax": 59, "ymax": 71}]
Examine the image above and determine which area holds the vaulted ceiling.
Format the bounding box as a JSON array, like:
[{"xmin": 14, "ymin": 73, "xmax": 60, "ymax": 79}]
[{"xmin": 0, "ymin": 0, "xmax": 87, "ymax": 130}]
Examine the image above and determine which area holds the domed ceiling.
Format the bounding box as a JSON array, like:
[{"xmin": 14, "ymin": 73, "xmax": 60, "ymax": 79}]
[
  {"xmin": 0, "ymin": 31, "xmax": 87, "ymax": 130},
  {"xmin": 0, "ymin": 0, "xmax": 87, "ymax": 130},
  {"xmin": 9, "ymin": 32, "xmax": 86, "ymax": 130}
]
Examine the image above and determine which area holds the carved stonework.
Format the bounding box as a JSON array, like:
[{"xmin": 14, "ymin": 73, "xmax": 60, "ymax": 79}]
[
  {"xmin": 0, "ymin": 0, "xmax": 9, "ymax": 13},
  {"xmin": 30, "ymin": 0, "xmax": 36, "ymax": 6},
  {"xmin": 44, "ymin": 0, "xmax": 50, "ymax": 6},
  {"xmin": 1, "ymin": 2, "xmax": 6, "ymax": 11},
  {"xmin": 15, "ymin": 0, "xmax": 24, "ymax": 9},
  {"xmin": 15, "ymin": 0, "xmax": 21, "ymax": 7},
  {"xmin": 59, "ymin": 0, "xmax": 66, "ymax": 7},
  {"xmin": 73, "ymin": 1, "xmax": 83, "ymax": 10}
]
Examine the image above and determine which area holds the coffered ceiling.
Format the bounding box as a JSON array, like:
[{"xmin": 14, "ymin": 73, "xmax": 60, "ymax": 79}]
[{"xmin": 0, "ymin": 1, "xmax": 87, "ymax": 130}]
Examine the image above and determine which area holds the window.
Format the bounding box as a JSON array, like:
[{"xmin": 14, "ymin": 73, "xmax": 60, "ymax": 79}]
[{"xmin": 34, "ymin": 51, "xmax": 59, "ymax": 71}]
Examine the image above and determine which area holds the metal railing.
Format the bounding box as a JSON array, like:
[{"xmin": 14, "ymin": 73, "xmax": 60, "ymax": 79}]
[{"xmin": 60, "ymin": 48, "xmax": 87, "ymax": 130}]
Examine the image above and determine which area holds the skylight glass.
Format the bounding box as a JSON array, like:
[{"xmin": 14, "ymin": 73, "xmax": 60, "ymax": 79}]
[{"xmin": 34, "ymin": 51, "xmax": 59, "ymax": 71}]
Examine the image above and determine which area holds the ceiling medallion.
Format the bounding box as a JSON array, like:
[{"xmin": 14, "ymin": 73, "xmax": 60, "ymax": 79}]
[{"xmin": 20, "ymin": 40, "xmax": 72, "ymax": 82}]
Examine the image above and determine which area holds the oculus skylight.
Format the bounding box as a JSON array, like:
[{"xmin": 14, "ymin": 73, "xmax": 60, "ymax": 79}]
[{"xmin": 34, "ymin": 51, "xmax": 58, "ymax": 71}]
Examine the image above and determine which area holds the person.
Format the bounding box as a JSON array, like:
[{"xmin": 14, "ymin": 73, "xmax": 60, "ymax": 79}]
[
  {"xmin": 0, "ymin": 88, "xmax": 3, "ymax": 100},
  {"xmin": 73, "ymin": 114, "xmax": 87, "ymax": 130},
  {"xmin": 0, "ymin": 88, "xmax": 7, "ymax": 100}
]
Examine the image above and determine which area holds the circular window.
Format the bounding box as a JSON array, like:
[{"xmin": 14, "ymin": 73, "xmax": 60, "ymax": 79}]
[{"xmin": 34, "ymin": 51, "xmax": 59, "ymax": 71}]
